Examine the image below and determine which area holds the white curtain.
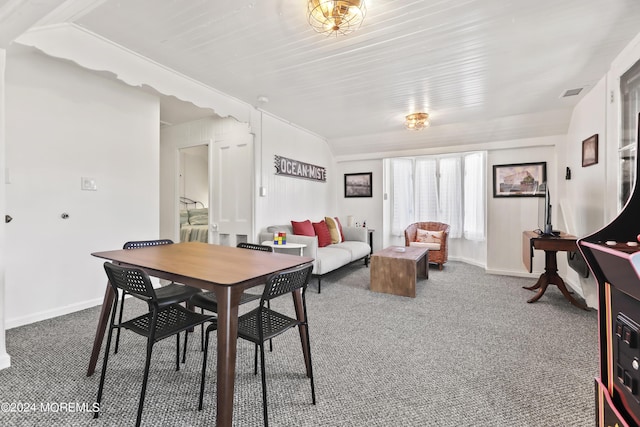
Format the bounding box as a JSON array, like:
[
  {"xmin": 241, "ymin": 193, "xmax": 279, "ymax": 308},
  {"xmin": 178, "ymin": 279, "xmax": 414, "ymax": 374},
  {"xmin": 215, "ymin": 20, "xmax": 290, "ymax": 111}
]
[
  {"xmin": 415, "ymin": 158, "xmax": 439, "ymax": 221},
  {"xmin": 438, "ymin": 157, "xmax": 462, "ymax": 238},
  {"xmin": 463, "ymin": 152, "xmax": 486, "ymax": 241},
  {"xmin": 388, "ymin": 152, "xmax": 486, "ymax": 242},
  {"xmin": 391, "ymin": 158, "xmax": 414, "ymax": 236}
]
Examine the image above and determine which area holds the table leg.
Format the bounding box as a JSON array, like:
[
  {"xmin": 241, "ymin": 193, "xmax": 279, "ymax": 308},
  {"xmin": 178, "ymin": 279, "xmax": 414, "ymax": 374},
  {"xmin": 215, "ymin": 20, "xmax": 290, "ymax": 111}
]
[
  {"xmin": 418, "ymin": 252, "xmax": 429, "ymax": 280},
  {"xmin": 292, "ymin": 289, "xmax": 312, "ymax": 378},
  {"xmin": 425, "ymin": 254, "xmax": 429, "ymax": 279},
  {"xmin": 523, "ymin": 273, "xmax": 545, "ymax": 291},
  {"xmin": 525, "ymin": 273, "xmax": 550, "ymax": 303},
  {"xmin": 549, "ymin": 271, "xmax": 588, "ymax": 310},
  {"xmin": 213, "ymin": 287, "xmax": 242, "ymax": 427},
  {"xmin": 87, "ymin": 281, "xmax": 116, "ymax": 376},
  {"xmin": 524, "ymin": 250, "xmax": 588, "ymax": 310}
]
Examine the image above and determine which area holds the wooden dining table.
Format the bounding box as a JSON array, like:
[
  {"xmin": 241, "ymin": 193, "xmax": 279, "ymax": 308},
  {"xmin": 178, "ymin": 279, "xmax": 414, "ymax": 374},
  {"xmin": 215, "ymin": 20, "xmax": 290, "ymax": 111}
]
[{"xmin": 88, "ymin": 241, "xmax": 314, "ymax": 427}]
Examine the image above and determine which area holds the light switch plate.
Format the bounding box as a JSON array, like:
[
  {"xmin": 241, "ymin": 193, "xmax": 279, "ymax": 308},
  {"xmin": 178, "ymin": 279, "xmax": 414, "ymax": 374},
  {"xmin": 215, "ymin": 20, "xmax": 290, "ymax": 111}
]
[{"xmin": 81, "ymin": 177, "xmax": 97, "ymax": 191}]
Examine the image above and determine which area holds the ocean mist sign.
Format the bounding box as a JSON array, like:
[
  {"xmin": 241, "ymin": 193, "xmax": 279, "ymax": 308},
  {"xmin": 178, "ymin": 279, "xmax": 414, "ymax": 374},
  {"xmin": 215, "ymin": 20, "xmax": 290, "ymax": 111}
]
[{"xmin": 274, "ymin": 155, "xmax": 326, "ymax": 182}]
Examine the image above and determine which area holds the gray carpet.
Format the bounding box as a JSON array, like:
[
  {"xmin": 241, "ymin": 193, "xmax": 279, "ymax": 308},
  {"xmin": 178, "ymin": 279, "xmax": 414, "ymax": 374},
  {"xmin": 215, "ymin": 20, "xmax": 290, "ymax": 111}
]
[{"xmin": 0, "ymin": 261, "xmax": 597, "ymax": 426}]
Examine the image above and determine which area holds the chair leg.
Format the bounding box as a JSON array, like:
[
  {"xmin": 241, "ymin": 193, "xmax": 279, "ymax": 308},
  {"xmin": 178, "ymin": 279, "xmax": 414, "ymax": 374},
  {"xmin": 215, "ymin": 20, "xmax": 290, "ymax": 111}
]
[
  {"xmin": 135, "ymin": 340, "xmax": 154, "ymax": 427},
  {"xmin": 181, "ymin": 331, "xmax": 190, "ymax": 364},
  {"xmin": 199, "ymin": 326, "xmax": 213, "ymax": 410},
  {"xmin": 267, "ymin": 300, "xmax": 273, "ymax": 352},
  {"xmin": 176, "ymin": 333, "xmax": 181, "ymax": 371},
  {"xmin": 317, "ymin": 278, "xmax": 321, "ymax": 294},
  {"xmin": 114, "ymin": 291, "xmax": 126, "ymax": 354},
  {"xmin": 254, "ymin": 343, "xmax": 259, "ymax": 375},
  {"xmin": 304, "ymin": 325, "xmax": 316, "ymax": 405},
  {"xmin": 94, "ymin": 303, "xmax": 119, "ymax": 420},
  {"xmin": 200, "ymin": 308, "xmax": 205, "ymax": 352},
  {"xmin": 259, "ymin": 342, "xmax": 269, "ymax": 427}
]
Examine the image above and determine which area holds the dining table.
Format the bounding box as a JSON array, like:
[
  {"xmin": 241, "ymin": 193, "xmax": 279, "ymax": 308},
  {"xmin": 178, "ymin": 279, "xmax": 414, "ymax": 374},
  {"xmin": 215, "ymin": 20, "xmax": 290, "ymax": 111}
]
[{"xmin": 88, "ymin": 241, "xmax": 314, "ymax": 427}]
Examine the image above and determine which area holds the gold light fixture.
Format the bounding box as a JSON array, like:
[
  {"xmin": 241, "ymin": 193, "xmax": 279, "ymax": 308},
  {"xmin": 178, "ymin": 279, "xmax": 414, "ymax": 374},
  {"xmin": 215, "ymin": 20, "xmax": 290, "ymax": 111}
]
[
  {"xmin": 405, "ymin": 112, "xmax": 430, "ymax": 130},
  {"xmin": 308, "ymin": 0, "xmax": 367, "ymax": 37}
]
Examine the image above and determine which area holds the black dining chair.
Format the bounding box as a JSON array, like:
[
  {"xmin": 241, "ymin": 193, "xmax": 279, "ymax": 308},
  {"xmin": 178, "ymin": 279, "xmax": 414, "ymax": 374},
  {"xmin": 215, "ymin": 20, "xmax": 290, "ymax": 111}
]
[
  {"xmin": 95, "ymin": 262, "xmax": 215, "ymax": 427},
  {"xmin": 114, "ymin": 239, "xmax": 202, "ymax": 353},
  {"xmin": 183, "ymin": 242, "xmax": 274, "ymax": 359},
  {"xmin": 198, "ymin": 263, "xmax": 316, "ymax": 427}
]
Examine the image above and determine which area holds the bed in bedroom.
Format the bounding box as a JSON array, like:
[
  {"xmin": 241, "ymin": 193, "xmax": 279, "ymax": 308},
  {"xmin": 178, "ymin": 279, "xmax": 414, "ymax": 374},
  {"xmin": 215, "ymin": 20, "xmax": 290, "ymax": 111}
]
[{"xmin": 180, "ymin": 197, "xmax": 209, "ymax": 243}]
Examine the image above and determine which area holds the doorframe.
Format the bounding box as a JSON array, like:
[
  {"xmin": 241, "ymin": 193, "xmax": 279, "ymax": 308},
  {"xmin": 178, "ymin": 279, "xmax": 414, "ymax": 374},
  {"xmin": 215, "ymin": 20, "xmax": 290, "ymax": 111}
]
[{"xmin": 175, "ymin": 140, "xmax": 212, "ymax": 243}]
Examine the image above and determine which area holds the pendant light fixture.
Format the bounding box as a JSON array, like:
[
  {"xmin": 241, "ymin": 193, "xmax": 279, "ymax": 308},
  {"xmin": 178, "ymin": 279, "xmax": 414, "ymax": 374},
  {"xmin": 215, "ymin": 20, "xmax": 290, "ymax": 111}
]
[{"xmin": 308, "ymin": 0, "xmax": 367, "ymax": 37}]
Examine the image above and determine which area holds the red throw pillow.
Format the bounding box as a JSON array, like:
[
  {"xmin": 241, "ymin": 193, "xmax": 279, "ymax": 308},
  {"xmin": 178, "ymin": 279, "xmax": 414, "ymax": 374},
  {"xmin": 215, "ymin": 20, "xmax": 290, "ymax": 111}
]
[
  {"xmin": 312, "ymin": 220, "xmax": 332, "ymax": 247},
  {"xmin": 291, "ymin": 219, "xmax": 315, "ymax": 236}
]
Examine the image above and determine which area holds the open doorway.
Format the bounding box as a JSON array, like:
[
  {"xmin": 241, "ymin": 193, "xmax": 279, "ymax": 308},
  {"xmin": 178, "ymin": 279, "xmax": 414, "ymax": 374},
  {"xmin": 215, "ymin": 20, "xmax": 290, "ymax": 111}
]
[
  {"xmin": 159, "ymin": 108, "xmax": 254, "ymax": 247},
  {"xmin": 178, "ymin": 144, "xmax": 210, "ymax": 242}
]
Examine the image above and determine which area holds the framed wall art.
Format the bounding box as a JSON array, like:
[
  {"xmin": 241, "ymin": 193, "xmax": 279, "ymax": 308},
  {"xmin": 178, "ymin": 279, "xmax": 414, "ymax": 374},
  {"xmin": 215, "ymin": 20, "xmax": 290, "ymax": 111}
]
[
  {"xmin": 492, "ymin": 162, "xmax": 546, "ymax": 197},
  {"xmin": 582, "ymin": 134, "xmax": 598, "ymax": 167},
  {"xmin": 344, "ymin": 172, "xmax": 372, "ymax": 198}
]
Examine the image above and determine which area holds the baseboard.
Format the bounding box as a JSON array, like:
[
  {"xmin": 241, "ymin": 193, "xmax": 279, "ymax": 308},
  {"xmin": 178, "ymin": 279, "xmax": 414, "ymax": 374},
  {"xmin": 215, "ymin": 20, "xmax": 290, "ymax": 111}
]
[
  {"xmin": 0, "ymin": 352, "xmax": 11, "ymax": 370},
  {"xmin": 563, "ymin": 277, "xmax": 584, "ymax": 298},
  {"xmin": 6, "ymin": 284, "xmax": 178, "ymax": 330},
  {"xmin": 485, "ymin": 267, "xmax": 590, "ymax": 306},
  {"xmin": 448, "ymin": 256, "xmax": 486, "ymax": 269},
  {"xmin": 5, "ymin": 297, "xmax": 104, "ymax": 330},
  {"xmin": 485, "ymin": 268, "xmax": 538, "ymax": 278}
]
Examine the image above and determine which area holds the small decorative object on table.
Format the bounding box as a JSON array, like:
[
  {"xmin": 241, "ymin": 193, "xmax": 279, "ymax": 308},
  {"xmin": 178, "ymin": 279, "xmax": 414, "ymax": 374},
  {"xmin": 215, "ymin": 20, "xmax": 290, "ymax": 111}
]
[{"xmin": 273, "ymin": 232, "xmax": 287, "ymax": 245}]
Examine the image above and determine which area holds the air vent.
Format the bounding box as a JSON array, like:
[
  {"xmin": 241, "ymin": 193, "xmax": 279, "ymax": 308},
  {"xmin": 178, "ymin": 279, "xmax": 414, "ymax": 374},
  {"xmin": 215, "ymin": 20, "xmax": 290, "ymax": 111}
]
[{"xmin": 561, "ymin": 88, "xmax": 583, "ymax": 97}]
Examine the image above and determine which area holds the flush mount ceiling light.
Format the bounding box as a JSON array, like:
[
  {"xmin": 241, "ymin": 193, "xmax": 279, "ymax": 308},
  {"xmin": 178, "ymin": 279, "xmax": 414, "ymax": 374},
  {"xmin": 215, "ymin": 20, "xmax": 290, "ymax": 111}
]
[
  {"xmin": 405, "ymin": 112, "xmax": 430, "ymax": 130},
  {"xmin": 308, "ymin": 0, "xmax": 367, "ymax": 37}
]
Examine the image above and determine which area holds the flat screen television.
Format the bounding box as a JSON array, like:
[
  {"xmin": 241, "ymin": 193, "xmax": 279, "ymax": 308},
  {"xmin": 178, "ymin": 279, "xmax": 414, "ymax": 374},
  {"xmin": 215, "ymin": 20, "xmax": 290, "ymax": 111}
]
[{"xmin": 537, "ymin": 182, "xmax": 553, "ymax": 235}]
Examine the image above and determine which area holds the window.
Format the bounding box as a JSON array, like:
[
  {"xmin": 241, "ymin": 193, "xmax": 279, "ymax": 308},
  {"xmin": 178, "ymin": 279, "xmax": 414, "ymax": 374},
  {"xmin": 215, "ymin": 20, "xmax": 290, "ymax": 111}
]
[
  {"xmin": 389, "ymin": 152, "xmax": 486, "ymax": 240},
  {"xmin": 414, "ymin": 158, "xmax": 438, "ymax": 221},
  {"xmin": 390, "ymin": 158, "xmax": 414, "ymax": 236},
  {"xmin": 463, "ymin": 152, "xmax": 485, "ymax": 241},
  {"xmin": 438, "ymin": 157, "xmax": 462, "ymax": 238}
]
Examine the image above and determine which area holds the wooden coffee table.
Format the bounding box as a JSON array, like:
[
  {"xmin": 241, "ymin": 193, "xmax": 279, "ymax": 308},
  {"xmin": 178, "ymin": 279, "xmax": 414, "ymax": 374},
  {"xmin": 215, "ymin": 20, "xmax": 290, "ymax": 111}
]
[{"xmin": 370, "ymin": 246, "xmax": 429, "ymax": 298}]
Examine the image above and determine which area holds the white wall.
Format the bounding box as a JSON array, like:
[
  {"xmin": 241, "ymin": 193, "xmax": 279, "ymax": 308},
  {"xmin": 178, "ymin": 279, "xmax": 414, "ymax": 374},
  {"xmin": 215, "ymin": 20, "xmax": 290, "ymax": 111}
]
[
  {"xmin": 557, "ymin": 30, "xmax": 640, "ymax": 308},
  {"xmin": 4, "ymin": 47, "xmax": 160, "ymax": 328},
  {"xmin": 0, "ymin": 48, "xmax": 11, "ymax": 369},
  {"xmin": 559, "ymin": 76, "xmax": 607, "ymax": 308},
  {"xmin": 486, "ymin": 139, "xmax": 560, "ymax": 276},
  {"xmin": 336, "ymin": 160, "xmax": 383, "ymax": 251},
  {"xmin": 254, "ymin": 113, "xmax": 336, "ymax": 236}
]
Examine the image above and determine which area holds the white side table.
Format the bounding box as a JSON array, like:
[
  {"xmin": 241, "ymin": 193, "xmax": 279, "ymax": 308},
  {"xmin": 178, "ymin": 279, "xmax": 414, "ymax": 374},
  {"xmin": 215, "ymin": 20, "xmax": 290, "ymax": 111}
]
[{"xmin": 261, "ymin": 241, "xmax": 306, "ymax": 256}]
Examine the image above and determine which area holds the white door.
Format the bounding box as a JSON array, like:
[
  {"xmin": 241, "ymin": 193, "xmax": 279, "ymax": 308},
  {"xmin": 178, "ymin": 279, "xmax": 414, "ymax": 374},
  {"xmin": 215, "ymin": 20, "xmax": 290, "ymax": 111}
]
[{"xmin": 210, "ymin": 135, "xmax": 253, "ymax": 247}]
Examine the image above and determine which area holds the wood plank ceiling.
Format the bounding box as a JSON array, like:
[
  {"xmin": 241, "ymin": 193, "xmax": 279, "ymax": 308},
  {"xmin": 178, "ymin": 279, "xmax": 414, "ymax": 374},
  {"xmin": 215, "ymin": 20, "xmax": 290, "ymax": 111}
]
[{"xmin": 10, "ymin": 0, "xmax": 640, "ymax": 156}]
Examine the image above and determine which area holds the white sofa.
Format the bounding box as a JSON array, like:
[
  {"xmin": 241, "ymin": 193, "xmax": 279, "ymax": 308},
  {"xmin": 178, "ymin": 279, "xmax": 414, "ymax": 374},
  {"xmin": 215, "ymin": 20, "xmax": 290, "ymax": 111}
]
[{"xmin": 259, "ymin": 225, "xmax": 371, "ymax": 293}]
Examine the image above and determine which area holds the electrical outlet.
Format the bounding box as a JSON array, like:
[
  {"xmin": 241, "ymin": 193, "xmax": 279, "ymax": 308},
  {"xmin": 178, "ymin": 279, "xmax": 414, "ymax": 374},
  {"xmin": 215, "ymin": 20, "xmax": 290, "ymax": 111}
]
[{"xmin": 81, "ymin": 177, "xmax": 97, "ymax": 191}]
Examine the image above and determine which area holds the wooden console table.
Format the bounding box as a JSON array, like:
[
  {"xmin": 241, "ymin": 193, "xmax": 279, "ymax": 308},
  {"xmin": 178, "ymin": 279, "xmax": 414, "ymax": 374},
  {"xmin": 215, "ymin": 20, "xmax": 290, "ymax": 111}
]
[{"xmin": 521, "ymin": 230, "xmax": 587, "ymax": 310}]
